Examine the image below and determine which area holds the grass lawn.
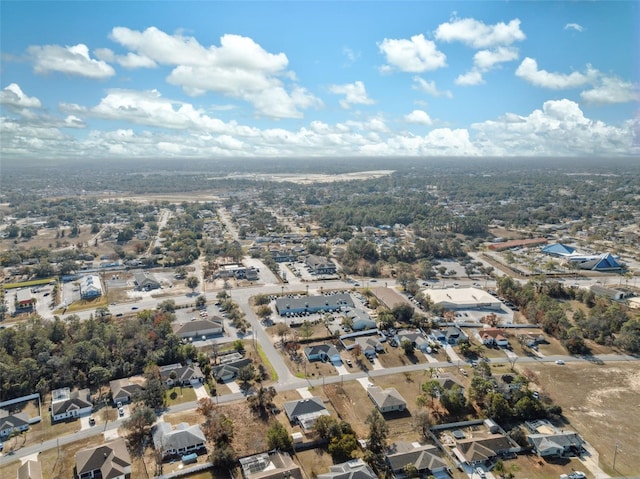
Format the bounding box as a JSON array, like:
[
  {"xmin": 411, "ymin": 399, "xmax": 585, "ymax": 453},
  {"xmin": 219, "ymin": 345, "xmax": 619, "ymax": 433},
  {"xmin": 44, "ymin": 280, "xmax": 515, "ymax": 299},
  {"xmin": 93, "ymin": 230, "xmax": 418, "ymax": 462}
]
[{"xmin": 165, "ymin": 386, "xmax": 197, "ymax": 406}]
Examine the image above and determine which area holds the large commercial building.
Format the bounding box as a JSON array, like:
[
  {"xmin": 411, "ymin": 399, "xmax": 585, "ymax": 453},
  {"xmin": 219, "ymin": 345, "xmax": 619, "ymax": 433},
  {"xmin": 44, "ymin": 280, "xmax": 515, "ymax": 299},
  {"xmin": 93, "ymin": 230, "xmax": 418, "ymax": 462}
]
[{"xmin": 425, "ymin": 287, "xmax": 503, "ymax": 311}]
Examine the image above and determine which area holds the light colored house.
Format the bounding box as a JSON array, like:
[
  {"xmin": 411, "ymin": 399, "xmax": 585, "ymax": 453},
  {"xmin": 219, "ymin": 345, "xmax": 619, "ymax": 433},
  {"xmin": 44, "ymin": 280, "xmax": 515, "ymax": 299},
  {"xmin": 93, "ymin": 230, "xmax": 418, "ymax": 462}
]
[
  {"xmin": 172, "ymin": 317, "xmax": 224, "ymax": 339},
  {"xmin": 133, "ymin": 271, "xmax": 161, "ymax": 291},
  {"xmin": 317, "ymin": 459, "xmax": 377, "ymax": 479},
  {"xmin": 354, "ymin": 336, "xmax": 384, "ymax": 357},
  {"xmin": 304, "ymin": 344, "xmax": 341, "ymax": 363},
  {"xmin": 159, "ymin": 364, "xmax": 205, "ymax": 387},
  {"xmin": 396, "ymin": 330, "xmax": 431, "ymax": 352},
  {"xmin": 239, "ymin": 451, "xmax": 303, "ymax": 479},
  {"xmin": 213, "ymin": 358, "xmax": 253, "ymax": 383},
  {"xmin": 75, "ymin": 438, "xmax": 131, "ymax": 479},
  {"xmin": 385, "ymin": 442, "xmax": 447, "ymax": 478},
  {"xmin": 480, "ymin": 328, "xmax": 510, "ymax": 347},
  {"xmin": 51, "ymin": 388, "xmax": 92, "ymax": 422},
  {"xmin": 367, "ymin": 386, "xmax": 407, "ymax": 413},
  {"xmin": 152, "ymin": 422, "xmax": 206, "ymax": 460},
  {"xmin": 528, "ymin": 431, "xmax": 584, "ymax": 457},
  {"xmin": 109, "ymin": 378, "xmax": 144, "ymax": 406},
  {"xmin": 283, "ymin": 397, "xmax": 330, "ymax": 430}
]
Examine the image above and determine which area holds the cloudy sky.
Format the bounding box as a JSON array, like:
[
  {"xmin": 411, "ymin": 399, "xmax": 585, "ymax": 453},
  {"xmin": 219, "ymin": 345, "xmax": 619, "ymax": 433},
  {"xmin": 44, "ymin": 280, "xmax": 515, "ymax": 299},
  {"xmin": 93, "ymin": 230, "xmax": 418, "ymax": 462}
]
[{"xmin": 1, "ymin": 1, "xmax": 638, "ymax": 160}]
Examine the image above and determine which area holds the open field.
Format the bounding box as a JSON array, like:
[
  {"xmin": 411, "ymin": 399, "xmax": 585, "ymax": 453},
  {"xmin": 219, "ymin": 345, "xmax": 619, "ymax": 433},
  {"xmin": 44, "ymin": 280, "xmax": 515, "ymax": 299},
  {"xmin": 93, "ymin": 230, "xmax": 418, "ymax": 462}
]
[{"xmin": 524, "ymin": 361, "xmax": 640, "ymax": 476}]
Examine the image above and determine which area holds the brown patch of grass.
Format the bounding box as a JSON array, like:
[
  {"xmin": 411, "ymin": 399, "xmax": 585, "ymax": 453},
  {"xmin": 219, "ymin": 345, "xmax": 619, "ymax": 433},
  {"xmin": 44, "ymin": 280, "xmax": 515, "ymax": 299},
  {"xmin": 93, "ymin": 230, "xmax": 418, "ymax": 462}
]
[
  {"xmin": 525, "ymin": 362, "xmax": 640, "ymax": 476},
  {"xmin": 294, "ymin": 448, "xmax": 335, "ymax": 479}
]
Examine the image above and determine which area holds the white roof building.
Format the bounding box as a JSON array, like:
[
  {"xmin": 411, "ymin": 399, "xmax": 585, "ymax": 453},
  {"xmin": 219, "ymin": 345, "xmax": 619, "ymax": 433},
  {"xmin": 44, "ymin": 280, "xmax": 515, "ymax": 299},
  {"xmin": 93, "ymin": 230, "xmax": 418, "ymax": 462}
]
[{"xmin": 425, "ymin": 287, "xmax": 502, "ymax": 310}]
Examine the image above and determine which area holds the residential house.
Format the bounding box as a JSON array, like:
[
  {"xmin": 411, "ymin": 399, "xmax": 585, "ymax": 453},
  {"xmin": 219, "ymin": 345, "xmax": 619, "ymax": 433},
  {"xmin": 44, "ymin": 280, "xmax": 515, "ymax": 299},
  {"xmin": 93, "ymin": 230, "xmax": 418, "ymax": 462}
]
[
  {"xmin": 304, "ymin": 344, "xmax": 341, "ymax": 363},
  {"xmin": 445, "ymin": 326, "xmax": 467, "ymax": 345},
  {"xmin": 396, "ymin": 330, "xmax": 432, "ymax": 353},
  {"xmin": 455, "ymin": 434, "xmax": 517, "ymax": 465},
  {"xmin": 159, "ymin": 364, "xmax": 204, "ymax": 387},
  {"xmin": 0, "ymin": 412, "xmax": 30, "ymax": 439},
  {"xmin": 429, "ymin": 329, "xmax": 446, "ymax": 343},
  {"xmin": 283, "ymin": 397, "xmax": 330, "ymax": 430},
  {"xmin": 385, "ymin": 442, "xmax": 447, "ymax": 478},
  {"xmin": 305, "ymin": 255, "xmax": 337, "ymax": 275},
  {"xmin": 172, "ymin": 317, "xmax": 224, "ymax": 340},
  {"xmin": 354, "ymin": 336, "xmax": 384, "ymax": 358},
  {"xmin": 133, "ymin": 271, "xmax": 161, "ymax": 291},
  {"xmin": 109, "ymin": 378, "xmax": 144, "ymax": 406},
  {"xmin": 317, "ymin": 459, "xmax": 378, "ymax": 479},
  {"xmin": 152, "ymin": 422, "xmax": 206, "ymax": 460},
  {"xmin": 528, "ymin": 431, "xmax": 584, "ymax": 457},
  {"xmin": 79, "ymin": 275, "xmax": 102, "ymax": 299},
  {"xmin": 213, "ymin": 358, "xmax": 253, "ymax": 383},
  {"xmin": 479, "ymin": 328, "xmax": 510, "ymax": 348},
  {"xmin": 51, "ymin": 388, "xmax": 92, "ymax": 422},
  {"xmin": 17, "ymin": 460, "xmax": 43, "ymax": 479},
  {"xmin": 75, "ymin": 438, "xmax": 131, "ymax": 479},
  {"xmin": 367, "ymin": 386, "xmax": 407, "ymax": 413},
  {"xmin": 239, "ymin": 451, "xmax": 303, "ymax": 479},
  {"xmin": 433, "ymin": 375, "xmax": 466, "ymax": 398}
]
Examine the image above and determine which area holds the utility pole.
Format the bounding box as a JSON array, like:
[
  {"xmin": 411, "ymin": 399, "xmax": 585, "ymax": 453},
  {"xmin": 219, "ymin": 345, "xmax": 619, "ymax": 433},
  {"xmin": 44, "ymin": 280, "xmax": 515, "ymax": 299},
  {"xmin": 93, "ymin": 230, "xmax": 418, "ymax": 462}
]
[{"xmin": 613, "ymin": 442, "xmax": 621, "ymax": 470}]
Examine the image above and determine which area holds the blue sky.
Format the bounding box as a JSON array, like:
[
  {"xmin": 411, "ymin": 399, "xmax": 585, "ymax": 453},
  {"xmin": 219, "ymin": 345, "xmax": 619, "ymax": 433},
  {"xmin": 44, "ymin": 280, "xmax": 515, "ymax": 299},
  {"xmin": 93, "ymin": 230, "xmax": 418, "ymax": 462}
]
[{"xmin": 1, "ymin": 1, "xmax": 638, "ymax": 160}]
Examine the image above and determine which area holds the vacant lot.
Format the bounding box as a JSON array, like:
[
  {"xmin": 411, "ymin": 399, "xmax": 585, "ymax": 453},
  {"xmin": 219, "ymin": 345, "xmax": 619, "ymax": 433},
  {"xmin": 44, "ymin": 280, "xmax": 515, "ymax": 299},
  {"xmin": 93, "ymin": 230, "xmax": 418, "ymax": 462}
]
[{"xmin": 528, "ymin": 361, "xmax": 640, "ymax": 476}]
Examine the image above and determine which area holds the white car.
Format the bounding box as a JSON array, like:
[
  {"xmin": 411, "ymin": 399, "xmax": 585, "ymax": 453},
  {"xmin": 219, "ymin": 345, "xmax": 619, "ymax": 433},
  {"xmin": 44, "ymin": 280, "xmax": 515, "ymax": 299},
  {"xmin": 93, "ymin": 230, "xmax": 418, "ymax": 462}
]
[{"xmin": 555, "ymin": 359, "xmax": 565, "ymax": 365}]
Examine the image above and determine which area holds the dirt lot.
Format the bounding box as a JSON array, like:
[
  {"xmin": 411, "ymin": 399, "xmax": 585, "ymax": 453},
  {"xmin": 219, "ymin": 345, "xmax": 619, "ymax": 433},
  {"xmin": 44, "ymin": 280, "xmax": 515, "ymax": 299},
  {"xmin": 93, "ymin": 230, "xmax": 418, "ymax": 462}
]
[{"xmin": 526, "ymin": 361, "xmax": 640, "ymax": 476}]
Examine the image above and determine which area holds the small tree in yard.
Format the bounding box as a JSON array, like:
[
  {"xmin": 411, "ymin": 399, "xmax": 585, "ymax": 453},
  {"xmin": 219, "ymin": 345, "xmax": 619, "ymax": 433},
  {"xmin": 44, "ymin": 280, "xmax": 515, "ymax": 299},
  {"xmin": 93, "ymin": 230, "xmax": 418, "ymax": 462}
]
[
  {"xmin": 401, "ymin": 339, "xmax": 415, "ymax": 356},
  {"xmin": 256, "ymin": 305, "xmax": 272, "ymax": 320},
  {"xmin": 123, "ymin": 405, "xmax": 156, "ymax": 456},
  {"xmin": 197, "ymin": 398, "xmax": 237, "ymax": 467},
  {"xmin": 195, "ymin": 295, "xmax": 206, "ymax": 308},
  {"xmin": 247, "ymin": 386, "xmax": 277, "ymax": 419},
  {"xmin": 186, "ymin": 275, "xmax": 200, "ymax": 293},
  {"xmin": 266, "ymin": 421, "xmax": 292, "ymax": 450}
]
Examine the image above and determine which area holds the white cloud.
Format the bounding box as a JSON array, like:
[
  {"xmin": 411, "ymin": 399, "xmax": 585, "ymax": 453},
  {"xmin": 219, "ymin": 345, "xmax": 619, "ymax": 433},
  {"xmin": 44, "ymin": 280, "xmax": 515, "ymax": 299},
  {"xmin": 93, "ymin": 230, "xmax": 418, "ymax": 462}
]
[
  {"xmin": 62, "ymin": 89, "xmax": 230, "ymax": 132},
  {"xmin": 564, "ymin": 23, "xmax": 584, "ymax": 32},
  {"xmin": 515, "ymin": 57, "xmax": 594, "ymax": 89},
  {"xmin": 474, "ymin": 47, "xmax": 519, "ymax": 71},
  {"xmin": 27, "ymin": 43, "xmax": 115, "ymax": 79},
  {"xmin": 0, "ymin": 83, "xmax": 42, "ymax": 109},
  {"xmin": 455, "ymin": 70, "xmax": 484, "ymax": 86},
  {"xmin": 342, "ymin": 47, "xmax": 360, "ymax": 64},
  {"xmin": 435, "ymin": 17, "xmax": 525, "ymax": 48},
  {"xmin": 329, "ymin": 81, "xmax": 374, "ymax": 109},
  {"xmin": 412, "ymin": 77, "xmax": 453, "ymax": 98},
  {"xmin": 472, "ymin": 99, "xmax": 637, "ymax": 156},
  {"xmin": 109, "ymin": 27, "xmax": 319, "ymax": 118},
  {"xmin": 581, "ymin": 77, "xmax": 639, "ymax": 104},
  {"xmin": 455, "ymin": 47, "xmax": 519, "ymax": 87},
  {"xmin": 405, "ymin": 109, "xmax": 433, "ymax": 125},
  {"xmin": 378, "ymin": 34, "xmax": 446, "ymax": 73}
]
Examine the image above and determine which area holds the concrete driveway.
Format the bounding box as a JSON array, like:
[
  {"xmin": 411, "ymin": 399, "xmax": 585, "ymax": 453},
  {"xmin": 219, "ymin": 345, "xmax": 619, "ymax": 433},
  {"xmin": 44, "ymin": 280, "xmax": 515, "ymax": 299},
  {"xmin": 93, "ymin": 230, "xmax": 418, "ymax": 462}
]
[{"xmin": 193, "ymin": 383, "xmax": 210, "ymax": 400}]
